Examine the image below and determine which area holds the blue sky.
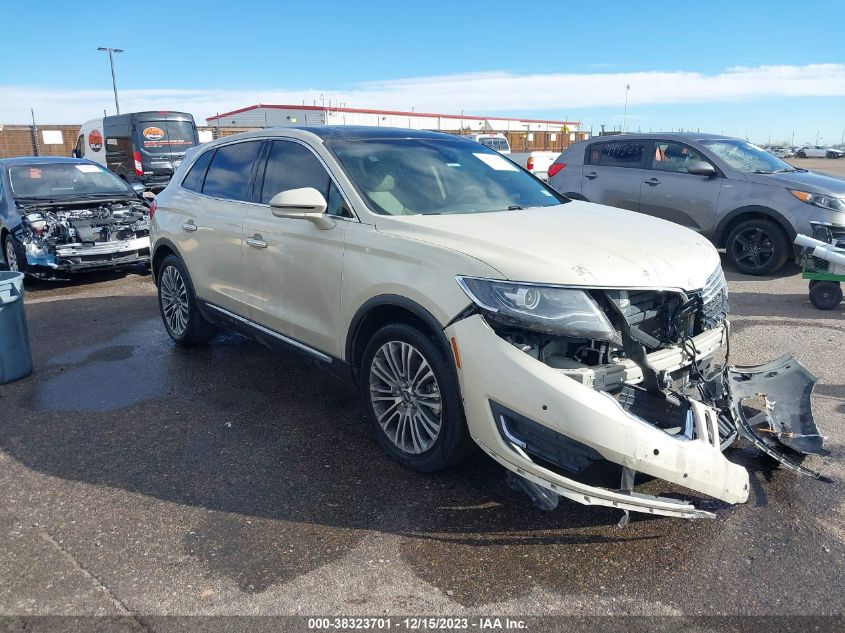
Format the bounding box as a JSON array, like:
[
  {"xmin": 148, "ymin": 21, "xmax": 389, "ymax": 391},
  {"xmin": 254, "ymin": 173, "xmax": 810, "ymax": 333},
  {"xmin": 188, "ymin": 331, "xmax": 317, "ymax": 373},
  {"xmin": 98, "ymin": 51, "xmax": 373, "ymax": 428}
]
[{"xmin": 1, "ymin": 0, "xmax": 843, "ymax": 144}]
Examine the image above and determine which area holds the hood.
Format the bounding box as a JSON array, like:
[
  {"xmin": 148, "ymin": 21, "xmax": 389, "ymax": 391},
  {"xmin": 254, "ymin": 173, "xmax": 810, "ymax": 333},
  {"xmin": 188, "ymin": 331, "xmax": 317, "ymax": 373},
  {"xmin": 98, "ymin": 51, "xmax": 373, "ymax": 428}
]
[
  {"xmin": 375, "ymin": 202, "xmax": 721, "ymax": 291},
  {"xmin": 744, "ymin": 169, "xmax": 845, "ymax": 196}
]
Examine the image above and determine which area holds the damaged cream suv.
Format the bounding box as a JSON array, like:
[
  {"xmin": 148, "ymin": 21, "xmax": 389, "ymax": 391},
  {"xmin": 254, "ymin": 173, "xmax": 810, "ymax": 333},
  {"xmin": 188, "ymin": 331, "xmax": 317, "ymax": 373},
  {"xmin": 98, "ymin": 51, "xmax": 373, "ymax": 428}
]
[{"xmin": 150, "ymin": 127, "xmax": 826, "ymax": 522}]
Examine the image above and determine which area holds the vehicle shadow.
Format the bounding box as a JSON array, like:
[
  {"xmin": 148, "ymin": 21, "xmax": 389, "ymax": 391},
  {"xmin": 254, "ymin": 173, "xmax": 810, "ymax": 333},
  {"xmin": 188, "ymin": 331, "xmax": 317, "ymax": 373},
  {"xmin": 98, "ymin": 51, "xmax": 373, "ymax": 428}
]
[
  {"xmin": 726, "ymin": 291, "xmax": 845, "ymax": 322},
  {"xmin": 1, "ymin": 293, "xmax": 837, "ymax": 606},
  {"xmin": 721, "ymin": 254, "xmax": 801, "ymax": 283}
]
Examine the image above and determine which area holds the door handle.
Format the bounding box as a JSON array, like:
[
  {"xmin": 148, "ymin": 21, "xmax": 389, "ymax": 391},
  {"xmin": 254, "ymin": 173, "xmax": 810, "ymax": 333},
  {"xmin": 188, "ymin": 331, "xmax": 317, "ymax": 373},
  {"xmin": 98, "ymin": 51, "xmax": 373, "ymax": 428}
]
[
  {"xmin": 585, "ymin": 172, "xmax": 599, "ymax": 179},
  {"xmin": 246, "ymin": 234, "xmax": 268, "ymax": 249},
  {"xmin": 644, "ymin": 178, "xmax": 661, "ymax": 185},
  {"xmin": 181, "ymin": 220, "xmax": 198, "ymax": 232}
]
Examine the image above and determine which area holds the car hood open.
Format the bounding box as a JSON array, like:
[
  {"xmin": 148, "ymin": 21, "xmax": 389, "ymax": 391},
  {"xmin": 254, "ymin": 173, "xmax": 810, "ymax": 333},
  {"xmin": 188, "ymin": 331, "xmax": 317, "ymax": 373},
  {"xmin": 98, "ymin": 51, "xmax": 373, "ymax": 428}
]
[{"xmin": 374, "ymin": 201, "xmax": 722, "ymax": 291}]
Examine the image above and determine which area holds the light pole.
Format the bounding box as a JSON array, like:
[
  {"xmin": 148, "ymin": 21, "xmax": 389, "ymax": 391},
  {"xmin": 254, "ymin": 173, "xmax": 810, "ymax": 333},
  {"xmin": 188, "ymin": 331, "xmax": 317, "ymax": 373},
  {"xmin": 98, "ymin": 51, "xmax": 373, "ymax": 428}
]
[
  {"xmin": 622, "ymin": 84, "xmax": 631, "ymax": 133},
  {"xmin": 97, "ymin": 47, "xmax": 123, "ymax": 114}
]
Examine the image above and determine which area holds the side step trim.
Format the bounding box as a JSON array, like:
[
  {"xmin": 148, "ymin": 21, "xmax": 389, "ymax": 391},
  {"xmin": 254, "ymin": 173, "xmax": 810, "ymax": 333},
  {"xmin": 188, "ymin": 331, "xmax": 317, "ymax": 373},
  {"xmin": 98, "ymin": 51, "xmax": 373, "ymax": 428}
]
[{"xmin": 204, "ymin": 303, "xmax": 333, "ymax": 363}]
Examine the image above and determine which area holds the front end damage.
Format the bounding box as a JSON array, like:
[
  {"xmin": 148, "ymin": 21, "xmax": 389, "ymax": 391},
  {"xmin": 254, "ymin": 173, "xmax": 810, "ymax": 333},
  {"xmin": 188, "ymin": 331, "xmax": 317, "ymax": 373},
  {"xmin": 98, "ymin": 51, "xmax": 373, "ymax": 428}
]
[
  {"xmin": 12, "ymin": 199, "xmax": 151, "ymax": 276},
  {"xmin": 447, "ymin": 267, "xmax": 826, "ymax": 521}
]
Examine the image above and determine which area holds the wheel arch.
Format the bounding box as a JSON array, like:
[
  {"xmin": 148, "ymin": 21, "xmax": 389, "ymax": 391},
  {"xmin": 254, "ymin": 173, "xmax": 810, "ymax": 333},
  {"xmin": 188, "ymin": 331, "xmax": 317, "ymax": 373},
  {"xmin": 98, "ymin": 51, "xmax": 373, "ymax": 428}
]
[
  {"xmin": 345, "ymin": 295, "xmax": 454, "ymax": 385},
  {"xmin": 714, "ymin": 205, "xmax": 794, "ymax": 248},
  {"xmin": 150, "ymin": 237, "xmax": 184, "ymax": 282}
]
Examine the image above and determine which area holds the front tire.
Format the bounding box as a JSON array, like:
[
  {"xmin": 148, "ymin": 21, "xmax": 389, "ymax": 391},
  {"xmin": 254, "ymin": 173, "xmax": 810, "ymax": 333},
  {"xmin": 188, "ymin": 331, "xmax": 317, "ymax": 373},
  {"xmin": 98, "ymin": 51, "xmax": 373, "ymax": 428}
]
[
  {"xmin": 361, "ymin": 323, "xmax": 473, "ymax": 472},
  {"xmin": 797, "ymin": 151, "xmax": 806, "ymax": 158},
  {"xmin": 157, "ymin": 254, "xmax": 217, "ymax": 345},
  {"xmin": 3, "ymin": 234, "xmax": 26, "ymax": 274},
  {"xmin": 726, "ymin": 219, "xmax": 790, "ymax": 275}
]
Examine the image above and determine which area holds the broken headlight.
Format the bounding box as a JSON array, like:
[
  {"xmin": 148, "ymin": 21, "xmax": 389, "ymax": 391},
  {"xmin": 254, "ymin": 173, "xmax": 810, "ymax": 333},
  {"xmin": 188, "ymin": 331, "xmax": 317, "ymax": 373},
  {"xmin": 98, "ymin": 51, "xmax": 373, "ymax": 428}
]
[{"xmin": 456, "ymin": 276, "xmax": 621, "ymax": 345}]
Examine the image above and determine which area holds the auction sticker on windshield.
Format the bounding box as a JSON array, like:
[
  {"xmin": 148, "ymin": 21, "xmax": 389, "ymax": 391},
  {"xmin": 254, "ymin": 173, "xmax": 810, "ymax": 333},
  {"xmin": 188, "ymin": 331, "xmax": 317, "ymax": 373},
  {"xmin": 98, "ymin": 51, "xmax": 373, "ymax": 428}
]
[
  {"xmin": 75, "ymin": 164, "xmax": 102, "ymax": 173},
  {"xmin": 473, "ymin": 152, "xmax": 519, "ymax": 171}
]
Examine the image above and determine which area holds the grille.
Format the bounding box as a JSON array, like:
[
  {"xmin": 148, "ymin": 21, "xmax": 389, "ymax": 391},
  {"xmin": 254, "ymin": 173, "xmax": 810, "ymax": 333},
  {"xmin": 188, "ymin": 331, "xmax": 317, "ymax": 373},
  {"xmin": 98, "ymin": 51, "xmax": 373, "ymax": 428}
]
[
  {"xmin": 603, "ymin": 265, "xmax": 728, "ymax": 350},
  {"xmin": 697, "ymin": 266, "xmax": 729, "ymax": 328}
]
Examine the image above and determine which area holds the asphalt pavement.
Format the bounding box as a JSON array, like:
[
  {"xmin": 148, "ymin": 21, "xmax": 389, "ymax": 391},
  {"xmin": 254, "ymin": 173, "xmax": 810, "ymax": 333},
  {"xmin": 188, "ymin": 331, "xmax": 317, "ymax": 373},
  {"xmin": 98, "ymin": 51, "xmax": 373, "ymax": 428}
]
[{"xmin": 0, "ymin": 257, "xmax": 843, "ymax": 623}]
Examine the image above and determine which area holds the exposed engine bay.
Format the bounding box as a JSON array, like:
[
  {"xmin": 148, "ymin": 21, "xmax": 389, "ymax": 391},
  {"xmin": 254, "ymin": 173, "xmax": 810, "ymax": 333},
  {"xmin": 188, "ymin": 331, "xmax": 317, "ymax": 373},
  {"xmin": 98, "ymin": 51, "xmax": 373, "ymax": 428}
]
[
  {"xmin": 479, "ymin": 268, "xmax": 826, "ymax": 521},
  {"xmin": 14, "ymin": 199, "xmax": 151, "ymax": 275}
]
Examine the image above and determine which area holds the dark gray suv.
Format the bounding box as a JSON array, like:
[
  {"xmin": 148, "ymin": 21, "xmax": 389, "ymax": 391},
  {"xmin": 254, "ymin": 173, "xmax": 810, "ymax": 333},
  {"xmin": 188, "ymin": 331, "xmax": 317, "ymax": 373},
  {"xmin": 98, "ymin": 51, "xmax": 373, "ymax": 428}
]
[{"xmin": 549, "ymin": 133, "xmax": 845, "ymax": 274}]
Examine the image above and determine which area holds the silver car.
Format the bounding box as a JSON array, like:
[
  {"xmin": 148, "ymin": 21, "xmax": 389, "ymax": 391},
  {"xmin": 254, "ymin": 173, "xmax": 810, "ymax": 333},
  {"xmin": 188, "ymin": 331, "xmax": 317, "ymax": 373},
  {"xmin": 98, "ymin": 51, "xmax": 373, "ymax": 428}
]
[{"xmin": 549, "ymin": 133, "xmax": 845, "ymax": 275}]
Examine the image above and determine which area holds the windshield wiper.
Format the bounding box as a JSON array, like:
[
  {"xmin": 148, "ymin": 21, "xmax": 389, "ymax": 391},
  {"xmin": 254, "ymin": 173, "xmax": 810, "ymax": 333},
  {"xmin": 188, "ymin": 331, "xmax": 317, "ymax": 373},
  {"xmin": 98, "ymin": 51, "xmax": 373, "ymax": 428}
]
[
  {"xmin": 752, "ymin": 170, "xmax": 774, "ymax": 174},
  {"xmin": 506, "ymin": 205, "xmax": 525, "ymax": 210},
  {"xmin": 15, "ymin": 196, "xmax": 58, "ymax": 204}
]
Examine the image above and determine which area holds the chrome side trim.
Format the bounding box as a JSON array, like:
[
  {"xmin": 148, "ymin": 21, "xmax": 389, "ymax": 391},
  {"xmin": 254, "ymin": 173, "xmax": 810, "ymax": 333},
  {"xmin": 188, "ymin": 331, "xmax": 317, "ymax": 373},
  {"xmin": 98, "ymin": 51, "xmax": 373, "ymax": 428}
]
[{"xmin": 205, "ymin": 303, "xmax": 332, "ymax": 363}]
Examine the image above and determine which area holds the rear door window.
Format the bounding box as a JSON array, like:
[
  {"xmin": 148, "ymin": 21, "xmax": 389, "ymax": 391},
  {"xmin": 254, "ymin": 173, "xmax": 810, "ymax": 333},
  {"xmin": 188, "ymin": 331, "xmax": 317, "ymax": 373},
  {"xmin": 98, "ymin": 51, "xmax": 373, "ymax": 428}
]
[
  {"xmin": 137, "ymin": 120, "xmax": 197, "ymax": 155},
  {"xmin": 588, "ymin": 141, "xmax": 646, "ymax": 168},
  {"xmin": 202, "ymin": 141, "xmax": 262, "ymax": 201}
]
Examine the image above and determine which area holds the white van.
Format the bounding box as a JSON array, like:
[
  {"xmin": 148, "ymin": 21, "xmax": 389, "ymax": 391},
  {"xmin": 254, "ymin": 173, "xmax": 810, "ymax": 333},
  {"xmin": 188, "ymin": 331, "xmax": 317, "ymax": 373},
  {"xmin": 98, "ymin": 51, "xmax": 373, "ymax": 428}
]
[{"xmin": 468, "ymin": 133, "xmax": 511, "ymax": 154}]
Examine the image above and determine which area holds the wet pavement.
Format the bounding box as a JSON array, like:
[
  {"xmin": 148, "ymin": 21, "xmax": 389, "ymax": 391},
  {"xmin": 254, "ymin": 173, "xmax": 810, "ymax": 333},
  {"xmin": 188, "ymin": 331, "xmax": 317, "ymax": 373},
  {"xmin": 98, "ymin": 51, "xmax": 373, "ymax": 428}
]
[{"xmin": 0, "ymin": 260, "xmax": 843, "ymax": 618}]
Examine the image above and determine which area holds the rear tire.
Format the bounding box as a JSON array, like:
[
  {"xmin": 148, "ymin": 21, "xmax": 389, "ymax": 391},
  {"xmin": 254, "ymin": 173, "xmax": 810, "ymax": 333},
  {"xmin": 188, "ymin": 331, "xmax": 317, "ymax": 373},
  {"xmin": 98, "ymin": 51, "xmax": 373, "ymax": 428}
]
[
  {"xmin": 156, "ymin": 254, "xmax": 217, "ymax": 345},
  {"xmin": 809, "ymin": 281, "xmax": 842, "ymax": 310},
  {"xmin": 360, "ymin": 323, "xmax": 474, "ymax": 472},
  {"xmin": 726, "ymin": 218, "xmax": 790, "ymax": 275}
]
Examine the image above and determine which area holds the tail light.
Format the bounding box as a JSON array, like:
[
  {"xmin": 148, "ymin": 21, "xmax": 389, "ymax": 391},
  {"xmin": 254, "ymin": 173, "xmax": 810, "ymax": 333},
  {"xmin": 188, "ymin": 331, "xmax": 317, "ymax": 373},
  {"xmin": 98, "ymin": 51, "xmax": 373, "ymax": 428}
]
[
  {"xmin": 526, "ymin": 156, "xmax": 535, "ymax": 171},
  {"xmin": 148, "ymin": 198, "xmax": 157, "ymax": 219},
  {"xmin": 548, "ymin": 162, "xmax": 566, "ymax": 178},
  {"xmin": 133, "ymin": 150, "xmax": 144, "ymax": 176}
]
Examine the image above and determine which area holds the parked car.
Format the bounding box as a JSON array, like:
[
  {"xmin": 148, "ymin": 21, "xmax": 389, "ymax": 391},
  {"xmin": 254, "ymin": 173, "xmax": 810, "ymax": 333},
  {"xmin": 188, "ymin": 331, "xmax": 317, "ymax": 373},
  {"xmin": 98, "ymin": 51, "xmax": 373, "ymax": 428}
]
[
  {"xmin": 73, "ymin": 111, "xmax": 200, "ymax": 191},
  {"xmin": 549, "ymin": 133, "xmax": 845, "ymax": 274},
  {"xmin": 508, "ymin": 150, "xmax": 561, "ymax": 181},
  {"xmin": 149, "ymin": 126, "xmax": 823, "ymax": 521},
  {"xmin": 468, "ymin": 133, "xmax": 511, "ymax": 154},
  {"xmin": 1, "ymin": 157, "xmax": 151, "ymax": 277},
  {"xmin": 767, "ymin": 146, "xmax": 792, "ymax": 158},
  {"xmin": 796, "ymin": 145, "xmax": 844, "ymax": 159}
]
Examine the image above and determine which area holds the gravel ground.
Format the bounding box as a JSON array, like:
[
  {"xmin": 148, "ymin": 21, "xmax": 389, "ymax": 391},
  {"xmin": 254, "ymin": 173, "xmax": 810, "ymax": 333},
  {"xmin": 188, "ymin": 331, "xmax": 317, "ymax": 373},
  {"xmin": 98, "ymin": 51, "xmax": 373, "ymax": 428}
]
[{"xmin": 0, "ymin": 249, "xmax": 842, "ymax": 628}]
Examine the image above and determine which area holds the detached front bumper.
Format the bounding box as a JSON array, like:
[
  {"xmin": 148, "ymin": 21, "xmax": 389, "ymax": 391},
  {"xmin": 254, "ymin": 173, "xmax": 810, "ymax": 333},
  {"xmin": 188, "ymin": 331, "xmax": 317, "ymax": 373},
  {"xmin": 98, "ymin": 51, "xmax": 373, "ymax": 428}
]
[{"xmin": 446, "ymin": 315, "xmax": 823, "ymax": 519}]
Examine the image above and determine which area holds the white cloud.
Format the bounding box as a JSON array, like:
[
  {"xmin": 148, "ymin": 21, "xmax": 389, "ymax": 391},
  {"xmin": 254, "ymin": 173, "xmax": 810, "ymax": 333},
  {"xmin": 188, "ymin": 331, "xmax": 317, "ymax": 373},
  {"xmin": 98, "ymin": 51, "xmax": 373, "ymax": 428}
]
[{"xmin": 2, "ymin": 64, "xmax": 844, "ymax": 124}]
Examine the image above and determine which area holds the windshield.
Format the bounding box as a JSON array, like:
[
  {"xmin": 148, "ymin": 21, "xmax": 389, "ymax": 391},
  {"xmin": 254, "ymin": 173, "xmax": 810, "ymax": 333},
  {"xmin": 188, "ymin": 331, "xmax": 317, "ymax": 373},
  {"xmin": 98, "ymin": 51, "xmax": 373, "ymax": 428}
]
[
  {"xmin": 137, "ymin": 119, "xmax": 197, "ymax": 155},
  {"xmin": 700, "ymin": 139, "xmax": 795, "ymax": 173},
  {"xmin": 8, "ymin": 162, "xmax": 133, "ymax": 199},
  {"xmin": 330, "ymin": 138, "xmax": 564, "ymax": 215}
]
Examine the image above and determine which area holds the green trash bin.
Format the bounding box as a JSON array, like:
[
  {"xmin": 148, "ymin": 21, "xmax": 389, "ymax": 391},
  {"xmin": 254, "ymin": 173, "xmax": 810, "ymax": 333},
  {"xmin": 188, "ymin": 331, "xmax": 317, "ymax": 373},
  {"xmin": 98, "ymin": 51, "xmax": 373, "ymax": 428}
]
[{"xmin": 0, "ymin": 271, "xmax": 33, "ymax": 384}]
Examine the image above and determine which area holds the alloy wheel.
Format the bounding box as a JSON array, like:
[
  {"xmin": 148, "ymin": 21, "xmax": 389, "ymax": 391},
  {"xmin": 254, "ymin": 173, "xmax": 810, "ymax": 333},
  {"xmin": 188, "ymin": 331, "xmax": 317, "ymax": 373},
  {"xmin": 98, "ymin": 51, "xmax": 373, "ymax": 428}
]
[
  {"xmin": 159, "ymin": 265, "xmax": 189, "ymax": 336},
  {"xmin": 369, "ymin": 340, "xmax": 442, "ymax": 454},
  {"xmin": 730, "ymin": 227, "xmax": 775, "ymax": 272},
  {"xmin": 5, "ymin": 240, "xmax": 18, "ymax": 272}
]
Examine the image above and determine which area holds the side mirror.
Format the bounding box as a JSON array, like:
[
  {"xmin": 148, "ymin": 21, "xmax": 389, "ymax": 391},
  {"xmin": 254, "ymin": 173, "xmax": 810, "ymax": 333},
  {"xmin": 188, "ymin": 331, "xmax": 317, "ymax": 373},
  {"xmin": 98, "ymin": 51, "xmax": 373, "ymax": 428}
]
[
  {"xmin": 269, "ymin": 187, "xmax": 335, "ymax": 229},
  {"xmin": 687, "ymin": 161, "xmax": 716, "ymax": 177},
  {"xmin": 131, "ymin": 182, "xmax": 146, "ymax": 195}
]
